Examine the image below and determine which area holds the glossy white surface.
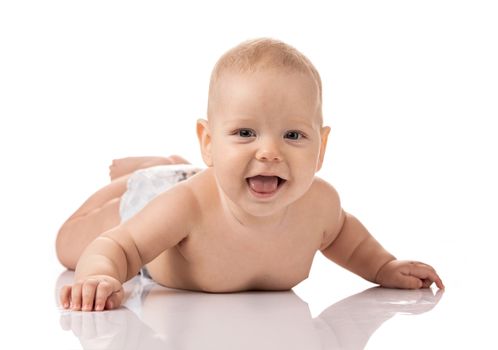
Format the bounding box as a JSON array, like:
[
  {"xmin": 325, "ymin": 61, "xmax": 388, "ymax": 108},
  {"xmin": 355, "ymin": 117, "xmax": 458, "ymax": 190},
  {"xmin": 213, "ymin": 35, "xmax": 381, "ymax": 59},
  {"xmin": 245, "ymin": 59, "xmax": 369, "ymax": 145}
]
[
  {"xmin": 1, "ymin": 1, "xmax": 497, "ymax": 349},
  {"xmin": 55, "ymin": 271, "xmax": 444, "ymax": 350},
  {"xmin": 6, "ymin": 256, "xmax": 497, "ymax": 350}
]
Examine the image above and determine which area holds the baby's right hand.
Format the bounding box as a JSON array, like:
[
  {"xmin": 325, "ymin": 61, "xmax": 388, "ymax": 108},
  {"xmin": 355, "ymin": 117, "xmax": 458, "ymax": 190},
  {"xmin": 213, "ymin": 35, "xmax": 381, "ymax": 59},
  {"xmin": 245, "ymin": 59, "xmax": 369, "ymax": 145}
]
[{"xmin": 60, "ymin": 275, "xmax": 124, "ymax": 312}]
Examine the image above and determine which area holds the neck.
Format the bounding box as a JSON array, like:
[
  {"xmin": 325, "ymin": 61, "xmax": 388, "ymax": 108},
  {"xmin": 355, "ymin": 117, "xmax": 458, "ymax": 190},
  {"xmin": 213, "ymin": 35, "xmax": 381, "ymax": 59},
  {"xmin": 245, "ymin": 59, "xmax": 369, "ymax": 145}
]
[{"xmin": 218, "ymin": 188, "xmax": 289, "ymax": 231}]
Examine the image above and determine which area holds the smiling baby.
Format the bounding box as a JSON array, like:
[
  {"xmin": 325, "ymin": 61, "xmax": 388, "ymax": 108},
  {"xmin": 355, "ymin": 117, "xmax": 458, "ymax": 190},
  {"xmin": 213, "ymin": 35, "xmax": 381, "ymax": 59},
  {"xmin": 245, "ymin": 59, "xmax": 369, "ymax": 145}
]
[{"xmin": 57, "ymin": 38, "xmax": 443, "ymax": 312}]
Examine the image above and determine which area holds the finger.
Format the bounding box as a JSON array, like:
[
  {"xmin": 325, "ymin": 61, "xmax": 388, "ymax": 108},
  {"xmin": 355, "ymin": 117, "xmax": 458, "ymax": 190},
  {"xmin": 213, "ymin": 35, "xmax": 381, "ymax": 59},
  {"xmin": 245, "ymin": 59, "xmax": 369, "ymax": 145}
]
[
  {"xmin": 60, "ymin": 285, "xmax": 72, "ymax": 309},
  {"xmin": 81, "ymin": 279, "xmax": 99, "ymax": 311},
  {"xmin": 428, "ymin": 268, "xmax": 445, "ymax": 289},
  {"xmin": 105, "ymin": 287, "xmax": 124, "ymax": 310},
  {"xmin": 71, "ymin": 282, "xmax": 83, "ymax": 310},
  {"xmin": 94, "ymin": 280, "xmax": 115, "ymax": 311},
  {"xmin": 411, "ymin": 262, "xmax": 444, "ymax": 289},
  {"xmin": 408, "ymin": 266, "xmax": 445, "ymax": 290},
  {"xmin": 433, "ymin": 275, "xmax": 445, "ymax": 290},
  {"xmin": 422, "ymin": 278, "xmax": 433, "ymax": 288}
]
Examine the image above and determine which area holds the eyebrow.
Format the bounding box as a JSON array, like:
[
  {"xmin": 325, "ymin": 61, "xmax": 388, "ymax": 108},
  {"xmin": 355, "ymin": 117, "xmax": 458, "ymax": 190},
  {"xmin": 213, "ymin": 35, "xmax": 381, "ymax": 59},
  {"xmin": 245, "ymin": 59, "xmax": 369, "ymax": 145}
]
[
  {"xmin": 222, "ymin": 117, "xmax": 255, "ymax": 124},
  {"xmin": 286, "ymin": 119, "xmax": 315, "ymax": 129},
  {"xmin": 222, "ymin": 117, "xmax": 314, "ymax": 128}
]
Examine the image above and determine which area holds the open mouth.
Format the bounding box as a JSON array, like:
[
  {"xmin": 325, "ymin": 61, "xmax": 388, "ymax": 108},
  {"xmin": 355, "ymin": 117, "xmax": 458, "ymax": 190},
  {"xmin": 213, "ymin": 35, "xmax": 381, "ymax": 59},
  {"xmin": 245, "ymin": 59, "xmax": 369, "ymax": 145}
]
[{"xmin": 246, "ymin": 175, "xmax": 287, "ymax": 197}]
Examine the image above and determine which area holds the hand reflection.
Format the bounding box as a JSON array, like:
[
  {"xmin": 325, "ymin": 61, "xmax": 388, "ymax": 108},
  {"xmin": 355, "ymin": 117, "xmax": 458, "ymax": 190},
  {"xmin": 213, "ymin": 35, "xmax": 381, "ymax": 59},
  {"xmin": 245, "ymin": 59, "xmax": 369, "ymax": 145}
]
[
  {"xmin": 56, "ymin": 271, "xmax": 443, "ymax": 350},
  {"xmin": 314, "ymin": 286, "xmax": 443, "ymax": 349}
]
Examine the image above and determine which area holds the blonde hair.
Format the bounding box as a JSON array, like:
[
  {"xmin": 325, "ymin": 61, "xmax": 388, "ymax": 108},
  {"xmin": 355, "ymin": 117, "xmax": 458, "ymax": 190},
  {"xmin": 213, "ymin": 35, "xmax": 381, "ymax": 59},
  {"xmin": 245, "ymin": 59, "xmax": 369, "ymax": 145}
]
[{"xmin": 207, "ymin": 38, "xmax": 323, "ymax": 122}]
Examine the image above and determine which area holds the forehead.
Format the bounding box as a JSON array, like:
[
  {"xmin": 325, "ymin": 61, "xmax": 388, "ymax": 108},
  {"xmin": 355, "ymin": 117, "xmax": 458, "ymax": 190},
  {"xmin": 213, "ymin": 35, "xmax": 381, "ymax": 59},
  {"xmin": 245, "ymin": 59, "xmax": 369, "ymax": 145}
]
[{"xmin": 211, "ymin": 69, "xmax": 321, "ymax": 126}]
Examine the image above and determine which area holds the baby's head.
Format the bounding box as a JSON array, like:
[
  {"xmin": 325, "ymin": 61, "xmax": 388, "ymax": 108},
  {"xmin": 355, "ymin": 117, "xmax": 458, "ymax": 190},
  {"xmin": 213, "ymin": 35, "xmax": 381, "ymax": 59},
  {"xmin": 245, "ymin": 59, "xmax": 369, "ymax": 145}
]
[
  {"xmin": 197, "ymin": 38, "xmax": 330, "ymax": 218},
  {"xmin": 207, "ymin": 38, "xmax": 323, "ymax": 124}
]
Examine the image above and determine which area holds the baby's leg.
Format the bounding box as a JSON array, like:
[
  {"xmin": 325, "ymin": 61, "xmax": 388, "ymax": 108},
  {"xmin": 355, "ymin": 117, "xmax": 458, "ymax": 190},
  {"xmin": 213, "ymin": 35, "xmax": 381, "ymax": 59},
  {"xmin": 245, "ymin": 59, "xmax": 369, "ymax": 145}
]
[
  {"xmin": 56, "ymin": 155, "xmax": 189, "ymax": 270},
  {"xmin": 56, "ymin": 175, "xmax": 129, "ymax": 270},
  {"xmin": 109, "ymin": 155, "xmax": 190, "ymax": 181}
]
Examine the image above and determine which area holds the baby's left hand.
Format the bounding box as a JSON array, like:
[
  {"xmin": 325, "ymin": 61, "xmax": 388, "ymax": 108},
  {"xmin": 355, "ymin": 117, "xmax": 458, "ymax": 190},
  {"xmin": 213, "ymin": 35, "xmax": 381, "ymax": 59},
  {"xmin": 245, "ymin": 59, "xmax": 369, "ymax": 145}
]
[{"xmin": 375, "ymin": 260, "xmax": 445, "ymax": 290}]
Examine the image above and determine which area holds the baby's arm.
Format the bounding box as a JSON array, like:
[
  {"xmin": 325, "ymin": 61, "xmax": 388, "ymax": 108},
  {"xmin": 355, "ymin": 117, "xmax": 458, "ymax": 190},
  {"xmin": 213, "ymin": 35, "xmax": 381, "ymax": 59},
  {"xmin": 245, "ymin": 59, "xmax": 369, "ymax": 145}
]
[
  {"xmin": 319, "ymin": 184, "xmax": 444, "ymax": 289},
  {"xmin": 59, "ymin": 182, "xmax": 199, "ymax": 311}
]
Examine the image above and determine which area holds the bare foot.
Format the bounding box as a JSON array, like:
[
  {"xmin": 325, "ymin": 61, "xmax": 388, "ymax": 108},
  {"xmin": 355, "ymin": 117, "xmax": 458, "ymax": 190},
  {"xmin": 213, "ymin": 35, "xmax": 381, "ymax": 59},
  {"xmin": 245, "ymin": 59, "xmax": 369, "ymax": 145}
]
[
  {"xmin": 109, "ymin": 156, "xmax": 189, "ymax": 181},
  {"xmin": 109, "ymin": 157, "xmax": 148, "ymax": 181}
]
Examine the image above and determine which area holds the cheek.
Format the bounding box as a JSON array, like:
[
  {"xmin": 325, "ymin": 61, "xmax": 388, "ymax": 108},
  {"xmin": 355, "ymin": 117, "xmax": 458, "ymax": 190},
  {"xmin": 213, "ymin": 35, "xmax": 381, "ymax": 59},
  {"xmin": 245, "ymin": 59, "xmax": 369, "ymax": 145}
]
[
  {"xmin": 212, "ymin": 138, "xmax": 252, "ymax": 166},
  {"xmin": 289, "ymin": 147, "xmax": 320, "ymax": 182},
  {"xmin": 212, "ymin": 146, "xmax": 245, "ymax": 181},
  {"xmin": 294, "ymin": 166, "xmax": 316, "ymax": 187},
  {"xmin": 213, "ymin": 148, "xmax": 245, "ymax": 171},
  {"xmin": 292, "ymin": 144, "xmax": 320, "ymax": 167}
]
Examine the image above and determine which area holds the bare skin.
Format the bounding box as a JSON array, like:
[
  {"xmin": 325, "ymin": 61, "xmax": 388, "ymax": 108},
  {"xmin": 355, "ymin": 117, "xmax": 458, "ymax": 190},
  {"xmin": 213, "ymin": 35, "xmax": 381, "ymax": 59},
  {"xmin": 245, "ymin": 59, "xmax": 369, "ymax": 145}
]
[
  {"xmin": 59, "ymin": 166, "xmax": 443, "ymax": 312},
  {"xmin": 56, "ymin": 155, "xmax": 189, "ymax": 269},
  {"xmin": 108, "ymin": 156, "xmax": 189, "ymax": 181},
  {"xmin": 58, "ymin": 68, "xmax": 444, "ymax": 312}
]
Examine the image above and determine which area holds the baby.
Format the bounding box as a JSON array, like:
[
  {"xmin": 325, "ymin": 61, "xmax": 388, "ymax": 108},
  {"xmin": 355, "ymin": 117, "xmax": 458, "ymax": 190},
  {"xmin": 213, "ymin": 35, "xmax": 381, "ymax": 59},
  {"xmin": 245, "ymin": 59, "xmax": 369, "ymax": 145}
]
[{"xmin": 57, "ymin": 38, "xmax": 444, "ymax": 312}]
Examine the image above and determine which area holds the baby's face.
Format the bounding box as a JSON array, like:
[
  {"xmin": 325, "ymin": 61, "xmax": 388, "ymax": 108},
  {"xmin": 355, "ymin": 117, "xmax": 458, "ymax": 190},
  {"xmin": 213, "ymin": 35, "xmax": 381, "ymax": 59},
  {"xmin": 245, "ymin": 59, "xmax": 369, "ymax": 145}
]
[{"xmin": 200, "ymin": 69, "xmax": 329, "ymax": 219}]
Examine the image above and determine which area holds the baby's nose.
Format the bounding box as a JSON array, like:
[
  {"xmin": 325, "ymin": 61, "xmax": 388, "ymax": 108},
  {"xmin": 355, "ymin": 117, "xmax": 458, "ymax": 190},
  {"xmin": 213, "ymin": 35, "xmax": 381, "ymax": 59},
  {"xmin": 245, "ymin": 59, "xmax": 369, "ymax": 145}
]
[{"xmin": 255, "ymin": 140, "xmax": 282, "ymax": 162}]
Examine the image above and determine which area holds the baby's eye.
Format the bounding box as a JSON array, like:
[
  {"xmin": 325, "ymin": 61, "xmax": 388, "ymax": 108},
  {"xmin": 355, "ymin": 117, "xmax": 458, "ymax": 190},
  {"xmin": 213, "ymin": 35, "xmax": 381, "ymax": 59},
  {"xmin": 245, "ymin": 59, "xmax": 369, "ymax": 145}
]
[
  {"xmin": 284, "ymin": 131, "xmax": 303, "ymax": 140},
  {"xmin": 237, "ymin": 129, "xmax": 256, "ymax": 138}
]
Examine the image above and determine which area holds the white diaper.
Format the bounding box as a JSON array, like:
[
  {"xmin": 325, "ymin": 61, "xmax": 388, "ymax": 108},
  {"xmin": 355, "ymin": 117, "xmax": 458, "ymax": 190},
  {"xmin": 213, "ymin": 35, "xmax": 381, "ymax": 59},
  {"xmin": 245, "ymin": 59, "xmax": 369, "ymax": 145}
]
[{"xmin": 119, "ymin": 164, "xmax": 202, "ymax": 222}]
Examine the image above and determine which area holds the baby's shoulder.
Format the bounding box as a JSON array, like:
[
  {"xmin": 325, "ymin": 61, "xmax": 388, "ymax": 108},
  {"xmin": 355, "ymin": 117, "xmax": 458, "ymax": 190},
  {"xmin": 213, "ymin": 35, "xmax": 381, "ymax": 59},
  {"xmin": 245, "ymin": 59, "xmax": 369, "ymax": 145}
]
[
  {"xmin": 307, "ymin": 177, "xmax": 344, "ymax": 249},
  {"xmin": 183, "ymin": 168, "xmax": 219, "ymax": 208},
  {"xmin": 308, "ymin": 176, "xmax": 341, "ymax": 206}
]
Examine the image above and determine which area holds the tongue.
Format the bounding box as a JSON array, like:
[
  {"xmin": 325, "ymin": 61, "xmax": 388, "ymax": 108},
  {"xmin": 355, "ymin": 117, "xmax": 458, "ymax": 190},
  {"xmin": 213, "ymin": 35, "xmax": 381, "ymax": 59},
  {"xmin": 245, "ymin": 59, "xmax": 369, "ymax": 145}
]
[{"xmin": 248, "ymin": 176, "xmax": 279, "ymax": 193}]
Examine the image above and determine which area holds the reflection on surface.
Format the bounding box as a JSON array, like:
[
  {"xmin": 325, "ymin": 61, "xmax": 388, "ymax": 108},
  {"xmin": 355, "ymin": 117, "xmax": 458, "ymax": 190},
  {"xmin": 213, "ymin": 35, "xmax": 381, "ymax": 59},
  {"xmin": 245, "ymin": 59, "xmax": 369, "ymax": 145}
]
[{"xmin": 56, "ymin": 271, "xmax": 443, "ymax": 350}]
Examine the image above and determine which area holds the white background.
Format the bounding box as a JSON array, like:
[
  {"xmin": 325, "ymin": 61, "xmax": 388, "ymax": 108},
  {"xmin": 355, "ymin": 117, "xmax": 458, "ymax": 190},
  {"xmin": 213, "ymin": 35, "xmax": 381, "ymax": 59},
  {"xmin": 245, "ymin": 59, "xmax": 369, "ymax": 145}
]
[{"xmin": 1, "ymin": 1, "xmax": 497, "ymax": 348}]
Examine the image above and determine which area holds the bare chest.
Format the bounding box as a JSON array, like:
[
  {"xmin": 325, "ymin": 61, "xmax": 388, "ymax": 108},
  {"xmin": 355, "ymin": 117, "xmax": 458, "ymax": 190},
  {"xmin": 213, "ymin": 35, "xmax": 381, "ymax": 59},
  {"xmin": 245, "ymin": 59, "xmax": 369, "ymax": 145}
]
[{"xmin": 149, "ymin": 215, "xmax": 323, "ymax": 292}]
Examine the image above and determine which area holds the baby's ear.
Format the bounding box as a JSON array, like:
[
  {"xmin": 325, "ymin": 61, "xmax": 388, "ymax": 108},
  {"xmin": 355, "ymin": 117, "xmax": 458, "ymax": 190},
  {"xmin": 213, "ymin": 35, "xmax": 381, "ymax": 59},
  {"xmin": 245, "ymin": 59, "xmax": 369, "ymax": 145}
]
[
  {"xmin": 196, "ymin": 119, "xmax": 213, "ymax": 167},
  {"xmin": 316, "ymin": 126, "xmax": 330, "ymax": 172}
]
